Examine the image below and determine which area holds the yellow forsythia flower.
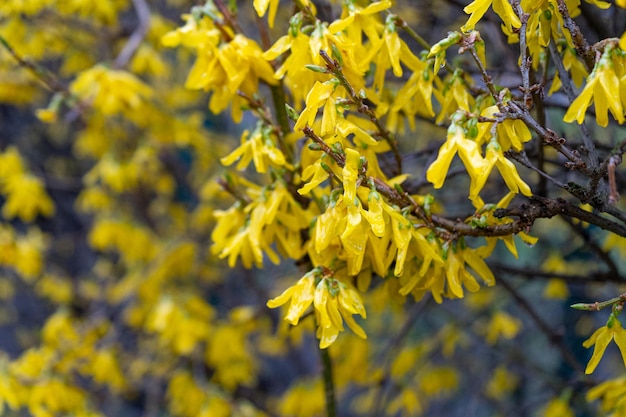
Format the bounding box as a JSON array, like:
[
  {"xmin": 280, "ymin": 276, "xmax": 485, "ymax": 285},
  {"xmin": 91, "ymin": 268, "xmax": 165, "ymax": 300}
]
[
  {"xmin": 426, "ymin": 117, "xmax": 485, "ymax": 196},
  {"xmin": 278, "ymin": 379, "xmax": 325, "ymax": 417},
  {"xmin": 253, "ymin": 0, "xmax": 280, "ymax": 28},
  {"xmin": 543, "ymin": 279, "xmax": 569, "ymax": 300},
  {"xmin": 70, "ymin": 65, "xmax": 153, "ymax": 116},
  {"xmin": 2, "ymin": 174, "xmax": 55, "ymax": 222},
  {"xmin": 485, "ymin": 366, "xmax": 518, "ymax": 399},
  {"xmin": 462, "ymin": 0, "xmax": 522, "ymax": 32},
  {"xmin": 583, "ymin": 318, "xmax": 626, "ymax": 374},
  {"xmin": 472, "ymin": 140, "xmax": 532, "ymax": 201},
  {"xmin": 563, "ymin": 45, "xmax": 625, "ymax": 127},
  {"xmin": 220, "ymin": 124, "xmax": 289, "ymax": 173},
  {"xmin": 267, "ymin": 271, "xmax": 316, "ymax": 326},
  {"xmin": 587, "ymin": 377, "xmax": 626, "ymax": 414},
  {"xmin": 268, "ymin": 269, "xmax": 367, "ymax": 348}
]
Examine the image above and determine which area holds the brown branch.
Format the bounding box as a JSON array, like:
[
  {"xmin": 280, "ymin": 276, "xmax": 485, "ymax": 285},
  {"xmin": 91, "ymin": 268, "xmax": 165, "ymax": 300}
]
[
  {"xmin": 506, "ymin": 101, "xmax": 591, "ymax": 175},
  {"xmin": 463, "ymin": 37, "xmax": 499, "ymax": 102},
  {"xmin": 490, "ymin": 262, "xmax": 626, "ymax": 283},
  {"xmin": 608, "ymin": 155, "xmax": 621, "ymax": 205},
  {"xmin": 561, "ymin": 216, "xmax": 620, "ymax": 276},
  {"xmin": 319, "ymin": 50, "xmax": 403, "ymax": 176},
  {"xmin": 303, "ymin": 126, "xmax": 346, "ymax": 166},
  {"xmin": 511, "ymin": 1, "xmax": 533, "ymax": 109},
  {"xmin": 213, "ymin": 0, "xmax": 243, "ymax": 34},
  {"xmin": 495, "ymin": 195, "xmax": 626, "ymax": 237},
  {"xmin": 548, "ymin": 40, "xmax": 598, "ymax": 169},
  {"xmin": 556, "ymin": 0, "xmax": 595, "ymax": 71},
  {"xmin": 217, "ymin": 177, "xmax": 252, "ymax": 205},
  {"xmin": 304, "ymin": 123, "xmax": 626, "ymax": 239},
  {"xmin": 498, "ymin": 277, "xmax": 585, "ymax": 373}
]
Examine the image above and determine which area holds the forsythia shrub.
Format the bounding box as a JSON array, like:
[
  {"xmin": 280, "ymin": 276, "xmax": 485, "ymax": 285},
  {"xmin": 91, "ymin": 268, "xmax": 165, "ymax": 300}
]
[{"xmin": 1, "ymin": 0, "xmax": 626, "ymax": 416}]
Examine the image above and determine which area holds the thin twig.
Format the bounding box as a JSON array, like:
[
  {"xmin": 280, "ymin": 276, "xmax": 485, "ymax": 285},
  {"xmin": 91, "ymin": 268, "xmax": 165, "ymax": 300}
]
[
  {"xmin": 114, "ymin": 0, "xmax": 151, "ymax": 69},
  {"xmin": 213, "ymin": 0, "xmax": 243, "ymax": 34},
  {"xmin": 548, "ymin": 40, "xmax": 598, "ymax": 169},
  {"xmin": 512, "ymin": 1, "xmax": 533, "ymax": 109},
  {"xmin": 507, "ymin": 150, "xmax": 566, "ymax": 189},
  {"xmin": 561, "ymin": 216, "xmax": 620, "ymax": 277},
  {"xmin": 465, "ymin": 40, "xmax": 499, "ymax": 102},
  {"xmin": 498, "ymin": 277, "xmax": 585, "ymax": 373},
  {"xmin": 319, "ymin": 50, "xmax": 403, "ymax": 176},
  {"xmin": 0, "ymin": 35, "xmax": 67, "ymax": 93},
  {"xmin": 506, "ymin": 101, "xmax": 591, "ymax": 175},
  {"xmin": 490, "ymin": 262, "xmax": 626, "ymax": 283},
  {"xmin": 556, "ymin": 0, "xmax": 595, "ymax": 70},
  {"xmin": 571, "ymin": 293, "xmax": 626, "ymax": 311}
]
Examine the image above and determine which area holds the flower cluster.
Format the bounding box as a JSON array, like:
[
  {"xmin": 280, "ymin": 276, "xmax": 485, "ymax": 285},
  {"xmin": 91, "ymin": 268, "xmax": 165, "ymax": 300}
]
[
  {"xmin": 564, "ymin": 44, "xmax": 626, "ymax": 127},
  {"xmin": 267, "ymin": 267, "xmax": 367, "ymax": 348},
  {"xmin": 426, "ymin": 111, "xmax": 532, "ymax": 206},
  {"xmin": 162, "ymin": 14, "xmax": 276, "ymax": 122}
]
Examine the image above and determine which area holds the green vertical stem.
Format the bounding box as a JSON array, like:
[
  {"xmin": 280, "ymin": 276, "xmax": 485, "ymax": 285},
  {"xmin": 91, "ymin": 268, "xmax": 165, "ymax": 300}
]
[
  {"xmin": 270, "ymin": 83, "xmax": 295, "ymax": 162},
  {"xmin": 319, "ymin": 345, "xmax": 337, "ymax": 417},
  {"xmin": 271, "ymin": 84, "xmax": 290, "ymax": 134}
]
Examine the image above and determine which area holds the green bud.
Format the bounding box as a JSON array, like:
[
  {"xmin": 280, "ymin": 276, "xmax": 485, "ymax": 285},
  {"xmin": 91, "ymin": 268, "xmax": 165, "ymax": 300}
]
[
  {"xmin": 289, "ymin": 13, "xmax": 303, "ymax": 37},
  {"xmin": 285, "ymin": 104, "xmax": 299, "ymax": 121},
  {"xmin": 305, "ymin": 64, "xmax": 329, "ymax": 74},
  {"xmin": 331, "ymin": 43, "xmax": 343, "ymax": 66}
]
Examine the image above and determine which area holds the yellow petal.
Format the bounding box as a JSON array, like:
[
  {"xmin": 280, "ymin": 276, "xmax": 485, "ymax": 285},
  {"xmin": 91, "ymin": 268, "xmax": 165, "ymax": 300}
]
[
  {"xmin": 612, "ymin": 321, "xmax": 626, "ymax": 368},
  {"xmin": 492, "ymin": 0, "xmax": 522, "ymax": 29},
  {"xmin": 426, "ymin": 137, "xmax": 458, "ymax": 188},
  {"xmin": 385, "ymin": 31, "xmax": 402, "ymax": 77},
  {"xmin": 267, "ymin": 285, "xmax": 296, "ymax": 309},
  {"xmin": 462, "ymin": 0, "xmax": 491, "ymax": 32},
  {"xmin": 584, "ymin": 326, "xmax": 612, "ymax": 374},
  {"xmin": 563, "ymin": 79, "xmax": 595, "ymax": 124}
]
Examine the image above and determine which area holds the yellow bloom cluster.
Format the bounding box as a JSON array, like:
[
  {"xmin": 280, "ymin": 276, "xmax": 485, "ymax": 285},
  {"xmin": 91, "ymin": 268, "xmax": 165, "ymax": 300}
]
[
  {"xmin": 564, "ymin": 44, "xmax": 626, "ymax": 127},
  {"xmin": 0, "ymin": 310, "xmax": 129, "ymax": 417},
  {"xmin": 587, "ymin": 376, "xmax": 626, "ymax": 415},
  {"xmin": 212, "ymin": 181, "xmax": 310, "ymax": 268},
  {"xmin": 167, "ymin": 372, "xmax": 231, "ymax": 417},
  {"xmin": 0, "ymin": 225, "xmax": 46, "ymax": 281},
  {"xmin": 0, "ymin": 147, "xmax": 54, "ymax": 222},
  {"xmin": 540, "ymin": 398, "xmax": 575, "ymax": 417},
  {"xmin": 427, "ymin": 112, "xmax": 532, "ymax": 206},
  {"xmin": 70, "ymin": 65, "xmax": 153, "ymax": 121},
  {"xmin": 221, "ymin": 124, "xmax": 290, "ymax": 173},
  {"xmin": 267, "ymin": 268, "xmax": 367, "ymax": 348},
  {"xmin": 162, "ymin": 14, "xmax": 276, "ymax": 122}
]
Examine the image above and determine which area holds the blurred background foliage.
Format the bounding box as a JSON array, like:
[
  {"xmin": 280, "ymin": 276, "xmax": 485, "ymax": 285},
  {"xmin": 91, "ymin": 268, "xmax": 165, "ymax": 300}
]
[{"xmin": 0, "ymin": 1, "xmax": 626, "ymax": 417}]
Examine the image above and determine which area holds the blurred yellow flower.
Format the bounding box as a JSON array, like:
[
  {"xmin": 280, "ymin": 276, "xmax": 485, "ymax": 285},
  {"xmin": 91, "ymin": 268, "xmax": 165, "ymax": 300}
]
[
  {"xmin": 2, "ymin": 174, "xmax": 54, "ymax": 222},
  {"xmin": 70, "ymin": 65, "xmax": 153, "ymax": 117},
  {"xmin": 540, "ymin": 397, "xmax": 574, "ymax": 417},
  {"xmin": 484, "ymin": 311, "xmax": 522, "ymax": 345}
]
